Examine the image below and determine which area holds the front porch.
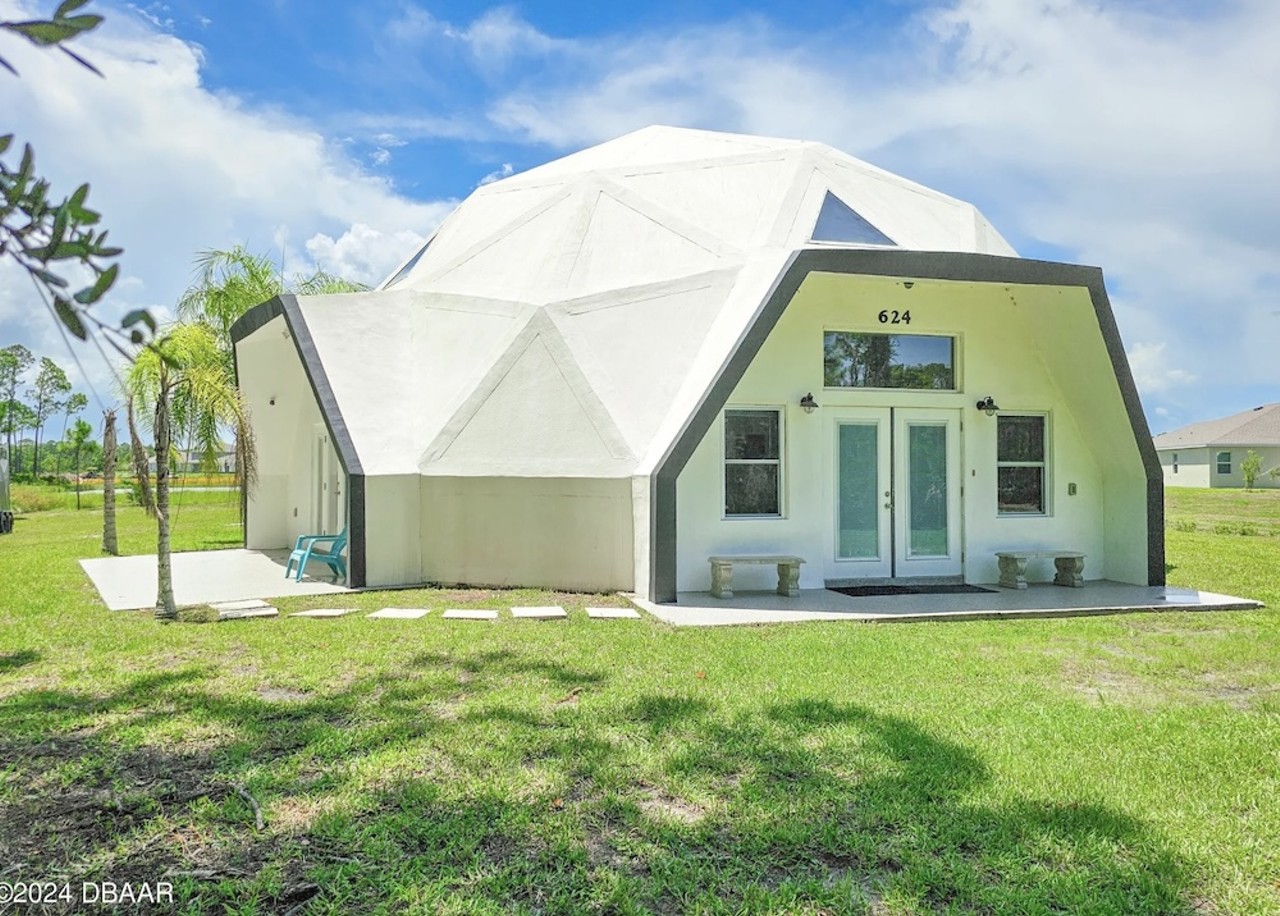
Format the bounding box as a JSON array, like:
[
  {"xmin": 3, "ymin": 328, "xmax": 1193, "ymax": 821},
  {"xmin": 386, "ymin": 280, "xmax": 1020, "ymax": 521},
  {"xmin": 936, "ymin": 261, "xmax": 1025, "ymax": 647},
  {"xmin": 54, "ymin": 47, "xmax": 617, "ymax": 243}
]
[{"xmin": 632, "ymin": 581, "xmax": 1261, "ymax": 627}]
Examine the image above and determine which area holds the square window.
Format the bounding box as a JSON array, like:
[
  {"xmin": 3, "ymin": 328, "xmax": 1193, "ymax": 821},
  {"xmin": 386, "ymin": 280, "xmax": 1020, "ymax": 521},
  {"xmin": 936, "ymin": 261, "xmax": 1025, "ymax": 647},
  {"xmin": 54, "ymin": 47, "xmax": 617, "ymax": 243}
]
[
  {"xmin": 998, "ymin": 466, "xmax": 1044, "ymax": 514},
  {"xmin": 724, "ymin": 409, "xmax": 782, "ymax": 517}
]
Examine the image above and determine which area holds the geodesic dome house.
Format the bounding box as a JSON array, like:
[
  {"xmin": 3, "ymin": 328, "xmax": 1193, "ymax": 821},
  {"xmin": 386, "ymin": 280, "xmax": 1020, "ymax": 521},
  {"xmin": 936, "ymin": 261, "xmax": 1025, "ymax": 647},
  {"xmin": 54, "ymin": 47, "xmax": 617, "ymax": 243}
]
[{"xmin": 233, "ymin": 126, "xmax": 1162, "ymax": 600}]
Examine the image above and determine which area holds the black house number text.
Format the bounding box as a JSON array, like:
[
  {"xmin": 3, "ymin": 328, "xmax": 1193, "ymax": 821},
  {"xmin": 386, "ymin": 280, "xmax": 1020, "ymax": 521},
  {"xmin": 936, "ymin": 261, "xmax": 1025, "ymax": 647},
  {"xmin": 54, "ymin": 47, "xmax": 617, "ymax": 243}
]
[{"xmin": 878, "ymin": 309, "xmax": 911, "ymax": 325}]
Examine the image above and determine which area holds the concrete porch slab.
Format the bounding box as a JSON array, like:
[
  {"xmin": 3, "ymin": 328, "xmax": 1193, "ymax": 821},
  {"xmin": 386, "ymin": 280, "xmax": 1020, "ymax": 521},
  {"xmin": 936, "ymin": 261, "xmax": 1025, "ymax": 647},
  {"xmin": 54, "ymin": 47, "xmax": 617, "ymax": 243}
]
[
  {"xmin": 631, "ymin": 581, "xmax": 1263, "ymax": 627},
  {"xmin": 80, "ymin": 549, "xmax": 351, "ymax": 611},
  {"xmin": 290, "ymin": 608, "xmax": 359, "ymax": 618}
]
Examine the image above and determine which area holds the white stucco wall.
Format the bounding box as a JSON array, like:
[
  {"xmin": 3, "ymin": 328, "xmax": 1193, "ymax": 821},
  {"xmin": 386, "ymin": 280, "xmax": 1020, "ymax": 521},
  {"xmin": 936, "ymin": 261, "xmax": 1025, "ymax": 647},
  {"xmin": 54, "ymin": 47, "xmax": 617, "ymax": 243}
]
[
  {"xmin": 1158, "ymin": 447, "xmax": 1211, "ymax": 488},
  {"xmin": 675, "ymin": 271, "xmax": 1149, "ymax": 591},
  {"xmin": 420, "ymin": 477, "xmax": 633, "ymax": 592},
  {"xmin": 237, "ymin": 316, "xmax": 331, "ymax": 551},
  {"xmin": 363, "ymin": 475, "xmax": 423, "ymax": 586}
]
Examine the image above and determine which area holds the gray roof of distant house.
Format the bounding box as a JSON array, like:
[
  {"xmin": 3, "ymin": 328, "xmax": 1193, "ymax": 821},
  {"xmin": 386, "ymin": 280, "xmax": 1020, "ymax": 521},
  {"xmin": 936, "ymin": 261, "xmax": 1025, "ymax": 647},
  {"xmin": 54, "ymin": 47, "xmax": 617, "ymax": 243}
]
[{"xmin": 1153, "ymin": 403, "xmax": 1280, "ymax": 449}]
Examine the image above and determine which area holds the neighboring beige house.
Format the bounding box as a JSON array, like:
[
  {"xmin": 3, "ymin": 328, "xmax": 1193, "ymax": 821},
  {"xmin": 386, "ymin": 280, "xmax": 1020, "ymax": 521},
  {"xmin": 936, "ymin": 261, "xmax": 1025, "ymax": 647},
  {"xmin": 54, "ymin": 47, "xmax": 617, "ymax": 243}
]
[
  {"xmin": 1154, "ymin": 403, "xmax": 1280, "ymax": 488},
  {"xmin": 233, "ymin": 125, "xmax": 1162, "ymax": 598}
]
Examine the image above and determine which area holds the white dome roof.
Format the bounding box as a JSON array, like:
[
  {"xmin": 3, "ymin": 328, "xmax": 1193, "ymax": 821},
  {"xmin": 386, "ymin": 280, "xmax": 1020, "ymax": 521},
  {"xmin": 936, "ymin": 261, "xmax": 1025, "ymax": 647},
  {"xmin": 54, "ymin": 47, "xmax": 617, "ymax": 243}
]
[{"xmin": 380, "ymin": 125, "xmax": 1015, "ymax": 301}]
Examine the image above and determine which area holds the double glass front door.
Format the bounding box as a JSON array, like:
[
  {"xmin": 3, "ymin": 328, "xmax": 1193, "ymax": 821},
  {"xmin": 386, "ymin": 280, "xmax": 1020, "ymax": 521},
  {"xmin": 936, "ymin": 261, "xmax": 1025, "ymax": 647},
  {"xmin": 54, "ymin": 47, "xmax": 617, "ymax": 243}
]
[{"xmin": 830, "ymin": 407, "xmax": 961, "ymax": 579}]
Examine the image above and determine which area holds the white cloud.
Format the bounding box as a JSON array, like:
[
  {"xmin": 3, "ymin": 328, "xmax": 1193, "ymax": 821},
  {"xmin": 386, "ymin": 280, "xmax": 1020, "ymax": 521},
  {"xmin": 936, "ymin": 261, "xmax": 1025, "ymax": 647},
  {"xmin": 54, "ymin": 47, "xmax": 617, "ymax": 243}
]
[
  {"xmin": 456, "ymin": 6, "xmax": 563, "ymax": 69},
  {"xmin": 304, "ymin": 223, "xmax": 430, "ymax": 288},
  {"xmin": 477, "ymin": 162, "xmax": 513, "ymax": 186},
  {"xmin": 2, "ymin": 0, "xmax": 453, "ymax": 406},
  {"xmin": 1126, "ymin": 342, "xmax": 1197, "ymax": 393}
]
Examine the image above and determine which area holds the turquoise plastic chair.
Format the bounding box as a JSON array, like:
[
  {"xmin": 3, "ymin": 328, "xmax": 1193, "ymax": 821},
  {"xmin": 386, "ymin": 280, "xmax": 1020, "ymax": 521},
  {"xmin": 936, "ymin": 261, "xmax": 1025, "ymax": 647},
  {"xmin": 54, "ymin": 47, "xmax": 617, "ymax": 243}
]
[{"xmin": 285, "ymin": 528, "xmax": 348, "ymax": 581}]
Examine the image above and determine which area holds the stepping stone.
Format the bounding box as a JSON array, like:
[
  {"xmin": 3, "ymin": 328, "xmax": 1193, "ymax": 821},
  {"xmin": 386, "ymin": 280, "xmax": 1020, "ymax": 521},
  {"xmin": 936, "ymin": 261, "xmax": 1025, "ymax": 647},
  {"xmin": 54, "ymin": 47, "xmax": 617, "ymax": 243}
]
[
  {"xmin": 218, "ymin": 606, "xmax": 279, "ymax": 621},
  {"xmin": 511, "ymin": 606, "xmax": 567, "ymax": 620},
  {"xmin": 443, "ymin": 609, "xmax": 499, "ymax": 620},
  {"xmin": 586, "ymin": 607, "xmax": 641, "ymax": 619},
  {"xmin": 290, "ymin": 608, "xmax": 360, "ymax": 618},
  {"xmin": 368, "ymin": 607, "xmax": 431, "ymax": 619},
  {"xmin": 210, "ymin": 598, "xmax": 271, "ymax": 612}
]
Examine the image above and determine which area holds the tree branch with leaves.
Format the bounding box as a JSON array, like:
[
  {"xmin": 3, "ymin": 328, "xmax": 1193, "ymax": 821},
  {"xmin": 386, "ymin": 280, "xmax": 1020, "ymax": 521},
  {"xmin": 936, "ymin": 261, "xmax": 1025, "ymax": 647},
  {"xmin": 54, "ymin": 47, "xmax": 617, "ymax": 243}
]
[{"xmin": 1, "ymin": 1, "xmax": 154, "ymax": 353}]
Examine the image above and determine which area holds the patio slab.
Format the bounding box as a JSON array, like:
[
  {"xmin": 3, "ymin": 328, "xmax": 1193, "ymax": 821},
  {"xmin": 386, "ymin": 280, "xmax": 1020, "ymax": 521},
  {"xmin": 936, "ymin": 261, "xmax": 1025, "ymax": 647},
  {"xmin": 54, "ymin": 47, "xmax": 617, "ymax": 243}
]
[
  {"xmin": 630, "ymin": 581, "xmax": 1262, "ymax": 627},
  {"xmin": 511, "ymin": 606, "xmax": 567, "ymax": 619},
  {"xmin": 587, "ymin": 607, "xmax": 642, "ymax": 619},
  {"xmin": 217, "ymin": 606, "xmax": 279, "ymax": 621},
  {"xmin": 443, "ymin": 609, "xmax": 499, "ymax": 620},
  {"xmin": 80, "ymin": 549, "xmax": 350, "ymax": 611},
  {"xmin": 290, "ymin": 608, "xmax": 360, "ymax": 618},
  {"xmin": 368, "ymin": 607, "xmax": 431, "ymax": 619}
]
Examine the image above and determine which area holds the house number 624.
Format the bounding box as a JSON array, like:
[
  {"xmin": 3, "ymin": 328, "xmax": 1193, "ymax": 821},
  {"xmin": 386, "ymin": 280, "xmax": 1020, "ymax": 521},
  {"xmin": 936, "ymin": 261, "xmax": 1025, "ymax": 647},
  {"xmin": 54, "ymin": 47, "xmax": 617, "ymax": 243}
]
[{"xmin": 878, "ymin": 309, "xmax": 911, "ymax": 325}]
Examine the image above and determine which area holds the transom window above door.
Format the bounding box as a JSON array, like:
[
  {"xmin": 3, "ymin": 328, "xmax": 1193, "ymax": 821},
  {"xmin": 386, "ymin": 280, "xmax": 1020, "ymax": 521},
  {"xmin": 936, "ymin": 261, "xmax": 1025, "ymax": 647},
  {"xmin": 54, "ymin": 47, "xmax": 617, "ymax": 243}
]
[{"xmin": 823, "ymin": 332, "xmax": 956, "ymax": 390}]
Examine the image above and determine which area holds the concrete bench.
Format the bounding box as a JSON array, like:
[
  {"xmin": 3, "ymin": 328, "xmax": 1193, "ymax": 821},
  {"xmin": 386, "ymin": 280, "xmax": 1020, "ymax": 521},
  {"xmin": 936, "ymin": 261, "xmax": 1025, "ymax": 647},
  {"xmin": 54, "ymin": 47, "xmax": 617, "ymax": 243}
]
[
  {"xmin": 709, "ymin": 555, "xmax": 805, "ymax": 599},
  {"xmin": 995, "ymin": 550, "xmax": 1085, "ymax": 589}
]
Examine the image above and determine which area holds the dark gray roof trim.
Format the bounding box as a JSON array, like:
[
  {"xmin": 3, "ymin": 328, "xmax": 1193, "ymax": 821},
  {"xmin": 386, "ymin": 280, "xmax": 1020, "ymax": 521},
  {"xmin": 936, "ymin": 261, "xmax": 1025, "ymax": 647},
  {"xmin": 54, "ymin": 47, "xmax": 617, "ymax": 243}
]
[
  {"xmin": 650, "ymin": 248, "xmax": 1164, "ymax": 601},
  {"xmin": 231, "ymin": 296, "xmax": 367, "ymax": 588}
]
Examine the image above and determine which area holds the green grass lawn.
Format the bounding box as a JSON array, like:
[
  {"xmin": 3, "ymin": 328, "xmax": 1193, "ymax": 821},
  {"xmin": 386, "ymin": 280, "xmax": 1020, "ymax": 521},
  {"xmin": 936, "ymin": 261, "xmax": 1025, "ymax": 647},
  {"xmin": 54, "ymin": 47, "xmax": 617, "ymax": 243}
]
[{"xmin": 0, "ymin": 491, "xmax": 1277, "ymax": 914}]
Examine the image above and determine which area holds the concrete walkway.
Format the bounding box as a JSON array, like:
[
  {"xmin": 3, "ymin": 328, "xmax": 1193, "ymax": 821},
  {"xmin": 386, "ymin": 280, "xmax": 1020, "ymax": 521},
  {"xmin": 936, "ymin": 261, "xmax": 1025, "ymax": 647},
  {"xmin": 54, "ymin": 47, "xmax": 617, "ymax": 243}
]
[
  {"xmin": 631, "ymin": 581, "xmax": 1262, "ymax": 627},
  {"xmin": 80, "ymin": 549, "xmax": 349, "ymax": 611}
]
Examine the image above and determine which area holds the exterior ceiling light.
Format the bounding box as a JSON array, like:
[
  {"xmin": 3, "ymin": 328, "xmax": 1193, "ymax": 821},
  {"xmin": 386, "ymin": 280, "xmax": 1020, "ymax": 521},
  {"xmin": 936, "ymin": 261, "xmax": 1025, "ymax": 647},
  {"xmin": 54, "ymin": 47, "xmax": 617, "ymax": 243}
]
[
  {"xmin": 975, "ymin": 396, "xmax": 1000, "ymax": 416},
  {"xmin": 800, "ymin": 393, "xmax": 819, "ymax": 414}
]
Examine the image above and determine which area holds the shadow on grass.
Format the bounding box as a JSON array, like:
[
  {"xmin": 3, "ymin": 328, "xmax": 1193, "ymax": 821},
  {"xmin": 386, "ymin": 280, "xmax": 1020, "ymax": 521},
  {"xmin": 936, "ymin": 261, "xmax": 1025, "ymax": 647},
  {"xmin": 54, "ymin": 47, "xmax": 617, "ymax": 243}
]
[
  {"xmin": 0, "ymin": 649, "xmax": 40, "ymax": 673},
  {"xmin": 0, "ymin": 650, "xmax": 1197, "ymax": 914}
]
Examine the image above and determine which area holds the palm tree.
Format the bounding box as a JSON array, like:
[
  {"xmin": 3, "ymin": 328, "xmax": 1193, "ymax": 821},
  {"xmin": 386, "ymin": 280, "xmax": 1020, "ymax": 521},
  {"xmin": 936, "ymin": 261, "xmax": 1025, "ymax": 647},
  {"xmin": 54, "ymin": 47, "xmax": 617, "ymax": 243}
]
[
  {"xmin": 124, "ymin": 323, "xmax": 255, "ymax": 619},
  {"xmin": 176, "ymin": 246, "xmax": 364, "ymax": 523}
]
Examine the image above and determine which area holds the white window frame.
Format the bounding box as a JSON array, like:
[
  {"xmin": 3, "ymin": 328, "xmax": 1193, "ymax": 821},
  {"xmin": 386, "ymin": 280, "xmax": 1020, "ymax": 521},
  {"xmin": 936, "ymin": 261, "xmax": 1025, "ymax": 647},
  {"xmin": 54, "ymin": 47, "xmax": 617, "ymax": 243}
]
[
  {"xmin": 722, "ymin": 406, "xmax": 785, "ymax": 519},
  {"xmin": 1216, "ymin": 451, "xmax": 1232, "ymax": 475},
  {"xmin": 996, "ymin": 412, "xmax": 1051, "ymax": 517}
]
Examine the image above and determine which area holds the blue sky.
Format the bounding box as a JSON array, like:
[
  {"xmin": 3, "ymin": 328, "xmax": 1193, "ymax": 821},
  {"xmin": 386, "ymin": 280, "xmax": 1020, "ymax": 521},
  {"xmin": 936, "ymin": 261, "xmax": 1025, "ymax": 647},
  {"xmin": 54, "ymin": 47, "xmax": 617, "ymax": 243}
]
[{"xmin": 2, "ymin": 0, "xmax": 1277, "ymax": 433}]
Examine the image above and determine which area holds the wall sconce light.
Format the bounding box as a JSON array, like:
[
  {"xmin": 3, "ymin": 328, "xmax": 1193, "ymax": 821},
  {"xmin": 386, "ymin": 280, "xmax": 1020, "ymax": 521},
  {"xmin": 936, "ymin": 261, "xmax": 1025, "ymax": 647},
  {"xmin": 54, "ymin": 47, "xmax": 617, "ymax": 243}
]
[
  {"xmin": 800, "ymin": 393, "xmax": 819, "ymax": 414},
  {"xmin": 975, "ymin": 396, "xmax": 999, "ymax": 416}
]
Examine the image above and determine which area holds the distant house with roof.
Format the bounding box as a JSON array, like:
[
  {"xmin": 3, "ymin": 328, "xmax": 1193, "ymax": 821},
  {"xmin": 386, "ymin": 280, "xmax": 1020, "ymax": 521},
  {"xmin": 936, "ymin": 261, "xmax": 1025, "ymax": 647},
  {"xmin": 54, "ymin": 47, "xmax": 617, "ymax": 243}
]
[{"xmin": 1153, "ymin": 403, "xmax": 1280, "ymax": 488}]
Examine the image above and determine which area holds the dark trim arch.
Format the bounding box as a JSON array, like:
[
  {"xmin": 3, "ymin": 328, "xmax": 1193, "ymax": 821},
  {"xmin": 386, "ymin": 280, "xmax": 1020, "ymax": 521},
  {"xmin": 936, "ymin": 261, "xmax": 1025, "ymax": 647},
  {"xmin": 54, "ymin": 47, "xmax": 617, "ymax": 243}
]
[
  {"xmin": 231, "ymin": 296, "xmax": 367, "ymax": 587},
  {"xmin": 648, "ymin": 248, "xmax": 1164, "ymax": 601}
]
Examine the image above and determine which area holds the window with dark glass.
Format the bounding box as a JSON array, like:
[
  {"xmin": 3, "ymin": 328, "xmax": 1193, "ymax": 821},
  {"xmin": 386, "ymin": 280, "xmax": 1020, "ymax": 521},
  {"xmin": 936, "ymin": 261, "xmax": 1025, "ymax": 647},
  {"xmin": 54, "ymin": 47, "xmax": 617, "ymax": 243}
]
[
  {"xmin": 1216, "ymin": 451, "xmax": 1232, "ymax": 475},
  {"xmin": 997, "ymin": 415, "xmax": 1047, "ymax": 514},
  {"xmin": 724, "ymin": 409, "xmax": 782, "ymax": 516},
  {"xmin": 823, "ymin": 332, "xmax": 955, "ymax": 390},
  {"xmin": 811, "ymin": 192, "xmax": 896, "ymax": 246}
]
